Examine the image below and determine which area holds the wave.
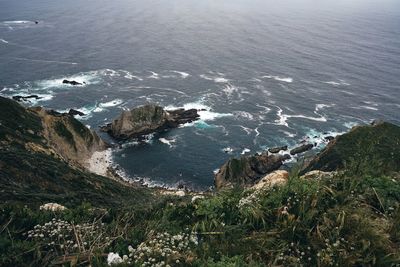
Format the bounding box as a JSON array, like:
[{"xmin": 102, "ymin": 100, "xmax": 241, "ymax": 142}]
[
  {"xmin": 200, "ymin": 73, "xmax": 229, "ymax": 83},
  {"xmin": 147, "ymin": 71, "xmax": 160, "ymax": 79},
  {"xmin": 158, "ymin": 137, "xmax": 176, "ymax": 148},
  {"xmin": 0, "ymin": 39, "xmax": 9, "ymax": 44},
  {"xmin": 262, "ymin": 75, "xmax": 293, "ymax": 83},
  {"xmin": 170, "ymin": 71, "xmax": 190, "ymax": 79},
  {"xmin": 0, "ymin": 20, "xmax": 39, "ymax": 30},
  {"xmin": 274, "ymin": 104, "xmax": 329, "ymax": 127},
  {"xmin": 323, "ymin": 80, "xmax": 350, "ymax": 86},
  {"xmin": 241, "ymin": 148, "xmax": 251, "ymax": 155},
  {"xmin": 233, "ymin": 111, "xmax": 255, "ymax": 121},
  {"xmin": 99, "ymin": 99, "xmax": 123, "ymax": 108},
  {"xmin": 351, "ymin": 105, "xmax": 379, "ymax": 111}
]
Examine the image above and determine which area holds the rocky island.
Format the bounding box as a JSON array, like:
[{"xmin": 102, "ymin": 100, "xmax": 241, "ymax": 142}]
[{"xmin": 100, "ymin": 104, "xmax": 200, "ymax": 140}]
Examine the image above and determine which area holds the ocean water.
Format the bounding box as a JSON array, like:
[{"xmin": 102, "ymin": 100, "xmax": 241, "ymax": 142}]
[{"xmin": 1, "ymin": 0, "xmax": 399, "ymax": 189}]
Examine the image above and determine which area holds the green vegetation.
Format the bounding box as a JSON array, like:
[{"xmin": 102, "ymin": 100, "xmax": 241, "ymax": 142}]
[
  {"xmin": 1, "ymin": 163, "xmax": 399, "ymax": 266},
  {"xmin": 302, "ymin": 122, "xmax": 400, "ymax": 174}
]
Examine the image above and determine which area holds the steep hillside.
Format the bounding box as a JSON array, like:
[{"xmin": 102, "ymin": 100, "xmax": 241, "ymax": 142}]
[{"xmin": 0, "ymin": 96, "xmax": 150, "ymax": 207}]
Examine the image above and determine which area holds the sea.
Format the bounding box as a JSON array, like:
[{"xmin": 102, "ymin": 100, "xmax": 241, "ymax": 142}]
[{"xmin": 1, "ymin": 0, "xmax": 399, "ymax": 190}]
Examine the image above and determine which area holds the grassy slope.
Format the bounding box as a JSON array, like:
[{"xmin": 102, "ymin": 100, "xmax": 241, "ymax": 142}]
[{"xmin": 301, "ymin": 122, "xmax": 400, "ymax": 175}]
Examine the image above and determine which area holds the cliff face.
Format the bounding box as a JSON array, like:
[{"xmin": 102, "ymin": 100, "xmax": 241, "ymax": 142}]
[
  {"xmin": 29, "ymin": 107, "xmax": 107, "ymax": 167},
  {"xmin": 0, "ymin": 97, "xmax": 146, "ymax": 206}
]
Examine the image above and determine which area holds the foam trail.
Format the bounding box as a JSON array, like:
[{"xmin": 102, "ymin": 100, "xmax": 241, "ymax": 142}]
[
  {"xmin": 170, "ymin": 71, "xmax": 190, "ymax": 78},
  {"xmin": 148, "ymin": 71, "xmax": 160, "ymax": 79},
  {"xmin": 0, "ymin": 39, "xmax": 8, "ymax": 44},
  {"xmin": 262, "ymin": 75, "xmax": 293, "ymax": 83}
]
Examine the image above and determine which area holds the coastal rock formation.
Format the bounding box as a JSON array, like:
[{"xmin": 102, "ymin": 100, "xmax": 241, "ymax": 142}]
[
  {"xmin": 31, "ymin": 106, "xmax": 107, "ymax": 166},
  {"xmin": 100, "ymin": 104, "xmax": 200, "ymax": 140},
  {"xmin": 251, "ymin": 170, "xmax": 289, "ymax": 190},
  {"xmin": 12, "ymin": 95, "xmax": 42, "ymax": 102},
  {"xmin": 300, "ymin": 121, "xmax": 400, "ymax": 175},
  {"xmin": 68, "ymin": 108, "xmax": 85, "ymax": 116},
  {"xmin": 62, "ymin": 79, "xmax": 83, "ymax": 85},
  {"xmin": 268, "ymin": 145, "xmax": 288, "ymax": 153},
  {"xmin": 215, "ymin": 152, "xmax": 290, "ymax": 190},
  {"xmin": 290, "ymin": 144, "xmax": 314, "ymax": 155},
  {"xmin": 0, "ymin": 96, "xmax": 147, "ymax": 206}
]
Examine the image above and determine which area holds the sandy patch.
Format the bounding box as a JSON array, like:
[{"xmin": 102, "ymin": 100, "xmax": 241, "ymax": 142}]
[{"xmin": 87, "ymin": 149, "xmax": 113, "ymax": 176}]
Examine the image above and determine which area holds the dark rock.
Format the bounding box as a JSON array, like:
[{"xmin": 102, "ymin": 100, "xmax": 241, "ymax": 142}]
[
  {"xmin": 268, "ymin": 145, "xmax": 288, "ymax": 153},
  {"xmin": 45, "ymin": 110, "xmax": 63, "ymax": 117},
  {"xmin": 324, "ymin": 136, "xmax": 335, "ymax": 142},
  {"xmin": 68, "ymin": 109, "xmax": 85, "ymax": 116},
  {"xmin": 300, "ymin": 122, "xmax": 400, "ymax": 175},
  {"xmin": 290, "ymin": 144, "xmax": 314, "ymax": 155},
  {"xmin": 12, "ymin": 95, "xmax": 41, "ymax": 102},
  {"xmin": 62, "ymin": 79, "xmax": 82, "ymax": 86},
  {"xmin": 214, "ymin": 152, "xmax": 289, "ymax": 190},
  {"xmin": 100, "ymin": 104, "xmax": 200, "ymax": 140}
]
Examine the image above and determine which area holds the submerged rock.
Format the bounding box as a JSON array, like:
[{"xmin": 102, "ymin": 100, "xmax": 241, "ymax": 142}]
[
  {"xmin": 100, "ymin": 104, "xmax": 199, "ymax": 140},
  {"xmin": 62, "ymin": 79, "xmax": 83, "ymax": 86},
  {"xmin": 290, "ymin": 144, "xmax": 314, "ymax": 155},
  {"xmin": 214, "ymin": 152, "xmax": 290, "ymax": 190},
  {"xmin": 268, "ymin": 145, "xmax": 288, "ymax": 153}
]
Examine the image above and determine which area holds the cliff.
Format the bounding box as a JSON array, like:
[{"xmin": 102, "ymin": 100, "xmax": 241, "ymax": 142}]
[{"xmin": 0, "ymin": 96, "xmax": 149, "ymax": 206}]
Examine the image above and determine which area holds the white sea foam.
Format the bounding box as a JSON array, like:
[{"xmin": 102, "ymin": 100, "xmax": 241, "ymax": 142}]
[
  {"xmin": 222, "ymin": 147, "xmax": 234, "ymax": 153},
  {"xmin": 233, "ymin": 111, "xmax": 255, "ymax": 121},
  {"xmin": 159, "ymin": 137, "xmax": 176, "ymax": 148},
  {"xmin": 120, "ymin": 70, "xmax": 143, "ymax": 81},
  {"xmin": 200, "ymin": 73, "xmax": 229, "ymax": 83},
  {"xmin": 3, "ymin": 20, "xmax": 31, "ymax": 24},
  {"xmin": 0, "ymin": 39, "xmax": 8, "ymax": 44},
  {"xmin": 170, "ymin": 71, "xmax": 190, "ymax": 79},
  {"xmin": 343, "ymin": 122, "xmax": 359, "ymax": 129},
  {"xmin": 351, "ymin": 105, "xmax": 378, "ymax": 111},
  {"xmin": 99, "ymin": 99, "xmax": 123, "ymax": 108},
  {"xmin": 166, "ymin": 101, "xmax": 233, "ymax": 123},
  {"xmin": 241, "ymin": 148, "xmax": 251, "ymax": 155},
  {"xmin": 274, "ymin": 104, "xmax": 328, "ymax": 127},
  {"xmin": 323, "ymin": 80, "xmax": 350, "ymax": 86},
  {"xmin": 262, "ymin": 75, "xmax": 293, "ymax": 83},
  {"xmin": 148, "ymin": 71, "xmax": 160, "ymax": 79}
]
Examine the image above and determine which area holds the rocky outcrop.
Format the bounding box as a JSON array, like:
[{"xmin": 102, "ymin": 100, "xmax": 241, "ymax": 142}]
[
  {"xmin": 62, "ymin": 79, "xmax": 83, "ymax": 86},
  {"xmin": 12, "ymin": 95, "xmax": 41, "ymax": 102},
  {"xmin": 251, "ymin": 170, "xmax": 289, "ymax": 190},
  {"xmin": 290, "ymin": 144, "xmax": 314, "ymax": 155},
  {"xmin": 215, "ymin": 152, "xmax": 290, "ymax": 190},
  {"xmin": 268, "ymin": 146, "xmax": 288, "ymax": 154},
  {"xmin": 100, "ymin": 104, "xmax": 199, "ymax": 140},
  {"xmin": 28, "ymin": 106, "xmax": 107, "ymax": 167},
  {"xmin": 300, "ymin": 121, "xmax": 400, "ymax": 175},
  {"xmin": 68, "ymin": 109, "xmax": 85, "ymax": 116}
]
